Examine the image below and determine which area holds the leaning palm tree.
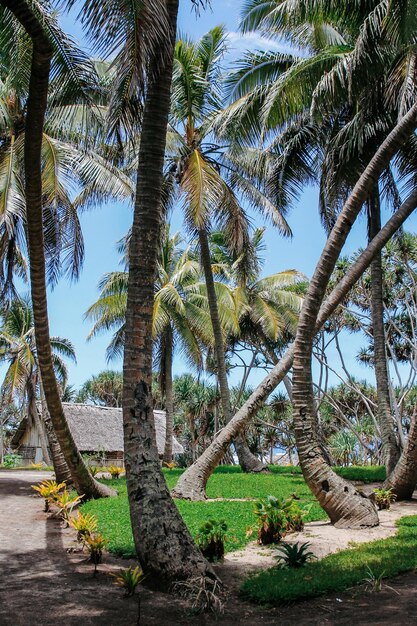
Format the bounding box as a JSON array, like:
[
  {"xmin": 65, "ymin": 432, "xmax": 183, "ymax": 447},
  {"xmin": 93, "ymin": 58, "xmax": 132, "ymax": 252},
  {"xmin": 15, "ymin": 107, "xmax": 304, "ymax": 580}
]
[
  {"xmin": 0, "ymin": 299, "xmax": 75, "ymax": 474},
  {"xmin": 0, "ymin": 0, "xmax": 117, "ymax": 498}
]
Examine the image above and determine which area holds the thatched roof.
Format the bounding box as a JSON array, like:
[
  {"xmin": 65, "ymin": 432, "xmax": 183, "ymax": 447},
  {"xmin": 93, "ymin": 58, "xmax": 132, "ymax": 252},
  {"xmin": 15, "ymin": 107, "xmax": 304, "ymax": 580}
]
[{"xmin": 12, "ymin": 403, "xmax": 184, "ymax": 455}]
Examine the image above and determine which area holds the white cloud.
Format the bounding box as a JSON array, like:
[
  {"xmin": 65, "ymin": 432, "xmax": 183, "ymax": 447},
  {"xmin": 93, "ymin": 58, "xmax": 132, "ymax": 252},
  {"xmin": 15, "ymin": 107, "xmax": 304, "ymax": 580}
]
[{"xmin": 225, "ymin": 31, "xmax": 300, "ymax": 57}]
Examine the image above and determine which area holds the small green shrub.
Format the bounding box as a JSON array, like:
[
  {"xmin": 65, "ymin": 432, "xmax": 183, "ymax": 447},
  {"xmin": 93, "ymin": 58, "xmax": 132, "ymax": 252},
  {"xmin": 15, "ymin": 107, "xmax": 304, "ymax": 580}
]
[
  {"xmin": 196, "ymin": 519, "xmax": 227, "ymax": 562},
  {"xmin": 373, "ymin": 487, "xmax": 396, "ymax": 510},
  {"xmin": 2, "ymin": 453, "xmax": 22, "ymax": 468},
  {"xmin": 251, "ymin": 495, "xmax": 311, "ymax": 545},
  {"xmin": 32, "ymin": 479, "xmax": 66, "ymax": 512},
  {"xmin": 108, "ymin": 465, "xmax": 124, "ymax": 479},
  {"xmin": 274, "ymin": 542, "xmax": 316, "ymax": 569},
  {"xmin": 112, "ymin": 566, "xmax": 145, "ymax": 596},
  {"xmin": 70, "ymin": 511, "xmax": 98, "ymax": 542},
  {"xmin": 85, "ymin": 533, "xmax": 108, "ymax": 574}
]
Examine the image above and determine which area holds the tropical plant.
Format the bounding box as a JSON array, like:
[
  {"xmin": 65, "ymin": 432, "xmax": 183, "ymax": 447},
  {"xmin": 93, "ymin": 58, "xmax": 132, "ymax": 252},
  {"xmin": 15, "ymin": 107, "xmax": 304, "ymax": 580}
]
[
  {"xmin": 76, "ymin": 371, "xmax": 123, "ymax": 407},
  {"xmin": 108, "ymin": 465, "xmax": 124, "ymax": 479},
  {"xmin": 0, "ymin": 299, "xmax": 76, "ymax": 469},
  {"xmin": 32, "ymin": 479, "xmax": 66, "ymax": 512},
  {"xmin": 373, "ymin": 487, "xmax": 396, "ymax": 511},
  {"xmin": 0, "ymin": 0, "xmax": 117, "ymax": 500},
  {"xmin": 2, "ymin": 452, "xmax": 22, "ymax": 468},
  {"xmin": 53, "ymin": 489, "xmax": 83, "ymax": 525},
  {"xmin": 274, "ymin": 542, "xmax": 316, "ymax": 569},
  {"xmin": 85, "ymin": 532, "xmax": 108, "ymax": 574},
  {"xmin": 196, "ymin": 519, "xmax": 227, "ymax": 562},
  {"xmin": 70, "ymin": 510, "xmax": 98, "ymax": 542},
  {"xmin": 112, "ymin": 566, "xmax": 146, "ymax": 597}
]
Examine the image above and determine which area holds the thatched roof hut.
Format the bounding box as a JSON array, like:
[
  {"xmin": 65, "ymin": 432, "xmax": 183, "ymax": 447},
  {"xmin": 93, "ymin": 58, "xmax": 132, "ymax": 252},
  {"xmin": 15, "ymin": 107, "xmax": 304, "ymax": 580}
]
[{"xmin": 11, "ymin": 403, "xmax": 183, "ymax": 465}]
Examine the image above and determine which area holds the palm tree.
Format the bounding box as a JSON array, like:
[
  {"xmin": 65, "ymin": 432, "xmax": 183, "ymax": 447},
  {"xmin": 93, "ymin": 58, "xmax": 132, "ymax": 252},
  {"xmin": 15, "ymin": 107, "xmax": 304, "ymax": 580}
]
[
  {"xmin": 76, "ymin": 371, "xmax": 123, "ymax": 407},
  {"xmin": 172, "ymin": 186, "xmax": 417, "ymax": 501},
  {"xmin": 0, "ymin": 299, "xmax": 75, "ymax": 471},
  {"xmin": 86, "ymin": 227, "xmax": 209, "ymax": 463},
  {"xmin": 0, "ymin": 0, "xmax": 116, "ymax": 499},
  {"xmin": 172, "ymin": 228, "xmax": 304, "ymax": 497},
  {"xmin": 168, "ymin": 27, "xmax": 293, "ymax": 472}
]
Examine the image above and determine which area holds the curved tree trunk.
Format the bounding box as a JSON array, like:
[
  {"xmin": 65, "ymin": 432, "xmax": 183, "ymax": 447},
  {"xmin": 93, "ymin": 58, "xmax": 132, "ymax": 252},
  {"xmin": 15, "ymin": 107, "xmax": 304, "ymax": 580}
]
[
  {"xmin": 162, "ymin": 324, "xmax": 174, "ymax": 464},
  {"xmin": 122, "ymin": 0, "xmax": 216, "ymax": 586},
  {"xmin": 41, "ymin": 387, "xmax": 72, "ymax": 484},
  {"xmin": 291, "ymin": 107, "xmax": 417, "ymax": 528},
  {"xmin": 384, "ymin": 406, "xmax": 417, "ymax": 499},
  {"xmin": 172, "ymin": 182, "xmax": 417, "ymax": 501},
  {"xmin": 4, "ymin": 0, "xmax": 114, "ymax": 499},
  {"xmin": 198, "ymin": 227, "xmax": 266, "ymax": 472},
  {"xmin": 27, "ymin": 377, "xmax": 51, "ymax": 466},
  {"xmin": 368, "ymin": 191, "xmax": 401, "ymax": 474}
]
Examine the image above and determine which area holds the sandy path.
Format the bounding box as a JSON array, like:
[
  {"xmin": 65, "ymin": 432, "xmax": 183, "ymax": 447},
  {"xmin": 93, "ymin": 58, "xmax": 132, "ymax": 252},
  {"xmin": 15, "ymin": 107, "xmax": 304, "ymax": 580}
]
[{"xmin": 2, "ymin": 471, "xmax": 417, "ymax": 625}]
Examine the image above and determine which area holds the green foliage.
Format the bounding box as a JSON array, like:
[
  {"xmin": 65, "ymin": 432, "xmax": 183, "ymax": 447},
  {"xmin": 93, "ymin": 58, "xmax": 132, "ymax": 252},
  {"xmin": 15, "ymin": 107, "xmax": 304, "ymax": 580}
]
[
  {"xmin": 2, "ymin": 453, "xmax": 22, "ymax": 468},
  {"xmin": 251, "ymin": 495, "xmax": 311, "ymax": 545},
  {"xmin": 85, "ymin": 533, "xmax": 108, "ymax": 573},
  {"xmin": 241, "ymin": 516, "xmax": 417, "ymax": 605},
  {"xmin": 196, "ymin": 519, "xmax": 227, "ymax": 562},
  {"xmin": 274, "ymin": 542, "xmax": 316, "ymax": 569},
  {"xmin": 108, "ymin": 465, "xmax": 124, "ymax": 479},
  {"xmin": 112, "ymin": 566, "xmax": 145, "ymax": 597},
  {"xmin": 53, "ymin": 490, "xmax": 83, "ymax": 524},
  {"xmin": 69, "ymin": 511, "xmax": 98, "ymax": 542},
  {"xmin": 32, "ymin": 479, "xmax": 66, "ymax": 512},
  {"xmin": 373, "ymin": 487, "xmax": 396, "ymax": 511}
]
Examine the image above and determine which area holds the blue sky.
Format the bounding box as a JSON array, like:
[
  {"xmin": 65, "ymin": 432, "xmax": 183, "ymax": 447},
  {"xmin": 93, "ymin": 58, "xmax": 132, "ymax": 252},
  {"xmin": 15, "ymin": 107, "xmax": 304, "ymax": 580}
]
[{"xmin": 45, "ymin": 0, "xmax": 417, "ymax": 393}]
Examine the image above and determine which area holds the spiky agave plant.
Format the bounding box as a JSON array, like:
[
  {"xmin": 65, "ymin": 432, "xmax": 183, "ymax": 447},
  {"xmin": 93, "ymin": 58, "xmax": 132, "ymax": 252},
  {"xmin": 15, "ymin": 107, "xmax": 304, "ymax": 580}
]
[{"xmin": 274, "ymin": 542, "xmax": 316, "ymax": 569}]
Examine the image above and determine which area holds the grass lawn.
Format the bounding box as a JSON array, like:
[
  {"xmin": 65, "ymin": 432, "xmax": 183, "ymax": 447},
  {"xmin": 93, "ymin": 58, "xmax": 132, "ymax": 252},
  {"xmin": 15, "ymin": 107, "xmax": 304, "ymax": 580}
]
[
  {"xmin": 81, "ymin": 465, "xmax": 384, "ymax": 558},
  {"xmin": 241, "ymin": 515, "xmax": 417, "ymax": 604}
]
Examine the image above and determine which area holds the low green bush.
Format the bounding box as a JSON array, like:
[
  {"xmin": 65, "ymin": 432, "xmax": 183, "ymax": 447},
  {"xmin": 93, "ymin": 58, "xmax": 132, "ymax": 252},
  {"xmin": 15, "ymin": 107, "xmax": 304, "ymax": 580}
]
[{"xmin": 241, "ymin": 515, "xmax": 417, "ymax": 605}]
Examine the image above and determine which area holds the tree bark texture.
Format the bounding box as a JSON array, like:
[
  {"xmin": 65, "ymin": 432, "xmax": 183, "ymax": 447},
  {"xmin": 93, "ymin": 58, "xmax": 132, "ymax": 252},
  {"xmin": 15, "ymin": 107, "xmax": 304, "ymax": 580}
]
[
  {"xmin": 2, "ymin": 0, "xmax": 114, "ymax": 499},
  {"xmin": 172, "ymin": 185, "xmax": 417, "ymax": 501},
  {"xmin": 198, "ymin": 227, "xmax": 266, "ymax": 472},
  {"xmin": 122, "ymin": 0, "xmax": 216, "ymax": 586},
  {"xmin": 384, "ymin": 405, "xmax": 417, "ymax": 499},
  {"xmin": 291, "ymin": 107, "xmax": 417, "ymax": 528},
  {"xmin": 368, "ymin": 191, "xmax": 401, "ymax": 473},
  {"xmin": 162, "ymin": 324, "xmax": 174, "ymax": 464}
]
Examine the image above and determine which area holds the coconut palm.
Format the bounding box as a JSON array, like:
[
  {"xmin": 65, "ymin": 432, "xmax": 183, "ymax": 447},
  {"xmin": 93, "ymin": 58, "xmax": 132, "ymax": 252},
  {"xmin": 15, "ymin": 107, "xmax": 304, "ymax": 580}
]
[
  {"xmin": 167, "ymin": 26, "xmax": 294, "ymax": 472},
  {"xmin": 86, "ymin": 226, "xmax": 211, "ymax": 463},
  {"xmin": 0, "ymin": 0, "xmax": 119, "ymax": 498},
  {"xmin": 0, "ymin": 299, "xmax": 75, "ymax": 470}
]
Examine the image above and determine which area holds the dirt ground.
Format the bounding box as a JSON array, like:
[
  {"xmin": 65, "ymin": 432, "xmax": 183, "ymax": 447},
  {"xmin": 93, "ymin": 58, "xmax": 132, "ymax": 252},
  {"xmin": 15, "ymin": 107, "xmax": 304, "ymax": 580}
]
[{"xmin": 2, "ymin": 471, "xmax": 417, "ymax": 625}]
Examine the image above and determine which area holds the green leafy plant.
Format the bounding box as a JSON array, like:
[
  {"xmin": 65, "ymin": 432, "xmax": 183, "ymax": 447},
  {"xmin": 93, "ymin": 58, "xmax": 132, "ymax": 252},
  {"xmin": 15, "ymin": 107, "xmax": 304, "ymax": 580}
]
[
  {"xmin": 274, "ymin": 542, "xmax": 316, "ymax": 569},
  {"xmin": 85, "ymin": 533, "xmax": 108, "ymax": 574},
  {"xmin": 196, "ymin": 519, "xmax": 227, "ymax": 562},
  {"xmin": 373, "ymin": 487, "xmax": 396, "ymax": 510},
  {"xmin": 108, "ymin": 465, "xmax": 124, "ymax": 479},
  {"xmin": 2, "ymin": 453, "xmax": 22, "ymax": 468},
  {"xmin": 70, "ymin": 511, "xmax": 98, "ymax": 542},
  {"xmin": 53, "ymin": 489, "xmax": 83, "ymax": 525},
  {"xmin": 112, "ymin": 566, "xmax": 145, "ymax": 597},
  {"xmin": 89, "ymin": 465, "xmax": 100, "ymax": 477},
  {"xmin": 32, "ymin": 479, "xmax": 66, "ymax": 512},
  {"xmin": 250, "ymin": 495, "xmax": 311, "ymax": 545}
]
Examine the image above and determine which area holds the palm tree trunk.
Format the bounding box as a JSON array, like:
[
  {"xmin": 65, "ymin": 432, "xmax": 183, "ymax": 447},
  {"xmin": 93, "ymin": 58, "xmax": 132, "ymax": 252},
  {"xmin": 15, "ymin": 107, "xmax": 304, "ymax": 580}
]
[
  {"xmin": 41, "ymin": 386, "xmax": 72, "ymax": 484},
  {"xmin": 4, "ymin": 0, "xmax": 114, "ymax": 499},
  {"xmin": 368, "ymin": 190, "xmax": 400, "ymax": 473},
  {"xmin": 172, "ymin": 178, "xmax": 417, "ymax": 501},
  {"xmin": 292, "ymin": 106, "xmax": 417, "ymax": 528},
  {"xmin": 384, "ymin": 406, "xmax": 417, "ymax": 499},
  {"xmin": 27, "ymin": 376, "xmax": 51, "ymax": 465},
  {"xmin": 122, "ymin": 0, "xmax": 216, "ymax": 586},
  {"xmin": 198, "ymin": 227, "xmax": 266, "ymax": 472},
  {"xmin": 162, "ymin": 324, "xmax": 174, "ymax": 464}
]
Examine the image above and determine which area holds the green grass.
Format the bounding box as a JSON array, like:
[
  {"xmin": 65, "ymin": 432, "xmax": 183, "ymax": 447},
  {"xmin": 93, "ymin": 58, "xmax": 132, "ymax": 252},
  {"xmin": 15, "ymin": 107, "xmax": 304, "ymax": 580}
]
[
  {"xmin": 241, "ymin": 515, "xmax": 417, "ymax": 605},
  {"xmin": 81, "ymin": 465, "xmax": 384, "ymax": 558}
]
